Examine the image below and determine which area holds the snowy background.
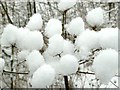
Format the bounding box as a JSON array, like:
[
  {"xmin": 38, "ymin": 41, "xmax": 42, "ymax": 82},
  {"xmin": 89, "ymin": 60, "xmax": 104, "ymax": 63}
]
[{"xmin": 0, "ymin": 0, "xmax": 119, "ymax": 89}]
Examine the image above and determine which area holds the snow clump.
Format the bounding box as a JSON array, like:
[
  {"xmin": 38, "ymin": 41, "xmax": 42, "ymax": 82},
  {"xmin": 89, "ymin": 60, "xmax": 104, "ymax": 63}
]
[
  {"xmin": 47, "ymin": 34, "xmax": 64, "ymax": 56},
  {"xmin": 1, "ymin": 24, "xmax": 18, "ymax": 46},
  {"xmin": 58, "ymin": 0, "xmax": 77, "ymax": 11},
  {"xmin": 16, "ymin": 28, "xmax": 44, "ymax": 51},
  {"xmin": 31, "ymin": 64, "xmax": 56, "ymax": 88},
  {"xmin": 26, "ymin": 50, "xmax": 45, "ymax": 75},
  {"xmin": 59, "ymin": 54, "xmax": 79, "ymax": 75},
  {"xmin": 26, "ymin": 13, "xmax": 43, "ymax": 31},
  {"xmin": 45, "ymin": 19, "xmax": 62, "ymax": 38},
  {"xmin": 86, "ymin": 7, "xmax": 104, "ymax": 27},
  {"xmin": 92, "ymin": 49, "xmax": 118, "ymax": 84},
  {"xmin": 98, "ymin": 28, "xmax": 118, "ymax": 51},
  {"xmin": 66, "ymin": 17, "xmax": 85, "ymax": 36}
]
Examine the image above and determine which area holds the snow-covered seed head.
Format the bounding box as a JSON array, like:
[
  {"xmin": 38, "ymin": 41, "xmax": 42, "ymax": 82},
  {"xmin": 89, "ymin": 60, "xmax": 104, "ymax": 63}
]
[
  {"xmin": 26, "ymin": 13, "xmax": 43, "ymax": 31},
  {"xmin": 92, "ymin": 49, "xmax": 118, "ymax": 84},
  {"xmin": 86, "ymin": 7, "xmax": 104, "ymax": 27},
  {"xmin": 31, "ymin": 64, "xmax": 56, "ymax": 88},
  {"xmin": 60, "ymin": 54, "xmax": 79, "ymax": 75}
]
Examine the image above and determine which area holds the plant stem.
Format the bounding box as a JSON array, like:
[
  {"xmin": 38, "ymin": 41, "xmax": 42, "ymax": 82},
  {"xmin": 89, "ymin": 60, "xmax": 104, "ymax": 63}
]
[
  {"xmin": 62, "ymin": 10, "xmax": 67, "ymax": 39},
  {"xmin": 11, "ymin": 45, "xmax": 14, "ymax": 89},
  {"xmin": 64, "ymin": 76, "xmax": 69, "ymax": 90}
]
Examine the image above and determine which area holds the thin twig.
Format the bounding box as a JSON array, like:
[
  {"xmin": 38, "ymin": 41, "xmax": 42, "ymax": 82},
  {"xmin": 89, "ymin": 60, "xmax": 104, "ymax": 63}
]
[
  {"xmin": 3, "ymin": 70, "xmax": 28, "ymax": 75},
  {"xmin": 110, "ymin": 81, "xmax": 120, "ymax": 88},
  {"xmin": 77, "ymin": 71, "xmax": 95, "ymax": 75}
]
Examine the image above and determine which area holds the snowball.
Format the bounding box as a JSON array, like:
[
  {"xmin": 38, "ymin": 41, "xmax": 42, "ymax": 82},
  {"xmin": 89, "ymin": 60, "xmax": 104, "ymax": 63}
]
[
  {"xmin": 98, "ymin": 28, "xmax": 118, "ymax": 51},
  {"xmin": 58, "ymin": 0, "xmax": 77, "ymax": 11},
  {"xmin": 60, "ymin": 54, "xmax": 79, "ymax": 75},
  {"xmin": 16, "ymin": 28, "xmax": 44, "ymax": 51},
  {"xmin": 66, "ymin": 17, "xmax": 85, "ymax": 36},
  {"xmin": 26, "ymin": 13, "xmax": 43, "ymax": 31},
  {"xmin": 47, "ymin": 34, "xmax": 64, "ymax": 56},
  {"xmin": 62, "ymin": 40, "xmax": 74, "ymax": 55},
  {"xmin": 31, "ymin": 64, "xmax": 56, "ymax": 88},
  {"xmin": 92, "ymin": 49, "xmax": 118, "ymax": 84},
  {"xmin": 26, "ymin": 50, "xmax": 45, "ymax": 75},
  {"xmin": 75, "ymin": 30, "xmax": 99, "ymax": 51},
  {"xmin": 17, "ymin": 50, "xmax": 30, "ymax": 61},
  {"xmin": 45, "ymin": 19, "xmax": 62, "ymax": 38},
  {"xmin": 1, "ymin": 24, "xmax": 18, "ymax": 46},
  {"xmin": 86, "ymin": 7, "xmax": 104, "ymax": 27},
  {"xmin": 0, "ymin": 58, "xmax": 5, "ymax": 72}
]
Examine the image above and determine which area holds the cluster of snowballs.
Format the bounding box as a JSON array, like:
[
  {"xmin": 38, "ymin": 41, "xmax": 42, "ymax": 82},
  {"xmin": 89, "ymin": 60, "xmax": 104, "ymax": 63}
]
[{"xmin": 0, "ymin": 1, "xmax": 118, "ymax": 88}]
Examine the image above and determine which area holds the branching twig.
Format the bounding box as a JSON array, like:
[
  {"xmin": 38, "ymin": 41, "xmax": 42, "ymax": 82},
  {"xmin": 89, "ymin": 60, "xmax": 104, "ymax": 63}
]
[
  {"xmin": 3, "ymin": 70, "xmax": 28, "ymax": 75},
  {"xmin": 77, "ymin": 71, "xmax": 95, "ymax": 75},
  {"xmin": 110, "ymin": 81, "xmax": 120, "ymax": 89}
]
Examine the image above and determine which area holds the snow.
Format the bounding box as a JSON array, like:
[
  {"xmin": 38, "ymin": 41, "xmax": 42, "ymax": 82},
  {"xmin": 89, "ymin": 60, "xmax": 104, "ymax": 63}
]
[
  {"xmin": 26, "ymin": 13, "xmax": 43, "ymax": 31},
  {"xmin": 86, "ymin": 7, "xmax": 104, "ymax": 27},
  {"xmin": 45, "ymin": 19, "xmax": 62, "ymax": 38},
  {"xmin": 92, "ymin": 49, "xmax": 118, "ymax": 85},
  {"xmin": 49, "ymin": 61, "xmax": 61, "ymax": 75},
  {"xmin": 47, "ymin": 34, "xmax": 64, "ymax": 56},
  {"xmin": 59, "ymin": 54, "xmax": 79, "ymax": 75},
  {"xmin": 45, "ymin": 38, "xmax": 74, "ymax": 60},
  {"xmin": 75, "ymin": 30, "xmax": 99, "ymax": 59},
  {"xmin": 58, "ymin": 0, "xmax": 77, "ymax": 11},
  {"xmin": 75, "ymin": 30, "xmax": 99, "ymax": 51},
  {"xmin": 17, "ymin": 50, "xmax": 30, "ymax": 61},
  {"xmin": 16, "ymin": 28, "xmax": 29, "ymax": 49},
  {"xmin": 26, "ymin": 50, "xmax": 45, "ymax": 75},
  {"xmin": 119, "ymin": 30, "xmax": 120, "ymax": 51},
  {"xmin": 31, "ymin": 64, "xmax": 56, "ymax": 88},
  {"xmin": 66, "ymin": 17, "xmax": 85, "ymax": 36},
  {"xmin": 16, "ymin": 28, "xmax": 44, "ymax": 51},
  {"xmin": 43, "ymin": 50, "xmax": 60, "ymax": 63},
  {"xmin": 75, "ymin": 46, "xmax": 90, "ymax": 60},
  {"xmin": 62, "ymin": 40, "xmax": 74, "ymax": 55},
  {"xmin": 1, "ymin": 24, "xmax": 18, "ymax": 46},
  {"xmin": 98, "ymin": 28, "xmax": 118, "ymax": 51},
  {"xmin": 0, "ymin": 58, "xmax": 5, "ymax": 72}
]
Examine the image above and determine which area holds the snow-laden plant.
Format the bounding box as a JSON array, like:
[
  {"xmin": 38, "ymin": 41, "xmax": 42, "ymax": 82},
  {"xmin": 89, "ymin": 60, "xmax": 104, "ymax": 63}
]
[
  {"xmin": 1, "ymin": 24, "xmax": 18, "ymax": 46},
  {"xmin": 66, "ymin": 17, "xmax": 85, "ymax": 36},
  {"xmin": 47, "ymin": 34, "xmax": 64, "ymax": 56},
  {"xmin": 31, "ymin": 64, "xmax": 56, "ymax": 88},
  {"xmin": 62, "ymin": 40, "xmax": 74, "ymax": 55},
  {"xmin": 86, "ymin": 7, "xmax": 104, "ymax": 27},
  {"xmin": 26, "ymin": 13, "xmax": 43, "ymax": 31},
  {"xmin": 0, "ymin": 3, "xmax": 118, "ymax": 88},
  {"xmin": 45, "ymin": 19, "xmax": 62, "ymax": 38},
  {"xmin": 98, "ymin": 28, "xmax": 118, "ymax": 51},
  {"xmin": 92, "ymin": 49, "xmax": 118, "ymax": 85},
  {"xmin": 26, "ymin": 50, "xmax": 45, "ymax": 75},
  {"xmin": 59, "ymin": 54, "xmax": 79, "ymax": 75},
  {"xmin": 16, "ymin": 28, "xmax": 44, "ymax": 51},
  {"xmin": 58, "ymin": 0, "xmax": 77, "ymax": 11},
  {"xmin": 75, "ymin": 29, "xmax": 99, "ymax": 59}
]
